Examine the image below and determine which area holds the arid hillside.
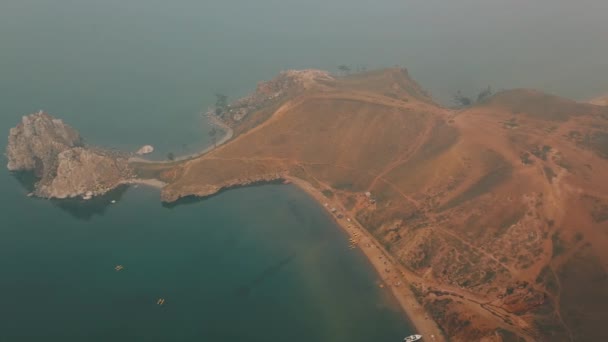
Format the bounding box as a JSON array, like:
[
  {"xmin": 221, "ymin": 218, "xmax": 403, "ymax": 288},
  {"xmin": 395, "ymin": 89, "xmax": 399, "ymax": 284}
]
[{"xmin": 141, "ymin": 69, "xmax": 608, "ymax": 341}]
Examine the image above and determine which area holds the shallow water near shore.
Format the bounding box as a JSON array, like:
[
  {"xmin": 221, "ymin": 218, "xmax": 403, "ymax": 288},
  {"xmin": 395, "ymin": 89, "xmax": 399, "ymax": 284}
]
[
  {"xmin": 0, "ymin": 175, "xmax": 412, "ymax": 341},
  {"xmin": 2, "ymin": 0, "xmax": 607, "ymax": 340}
]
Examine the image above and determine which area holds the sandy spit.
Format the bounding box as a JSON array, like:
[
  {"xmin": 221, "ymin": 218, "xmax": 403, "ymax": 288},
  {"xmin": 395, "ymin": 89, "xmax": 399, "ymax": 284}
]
[{"xmin": 285, "ymin": 176, "xmax": 446, "ymax": 342}]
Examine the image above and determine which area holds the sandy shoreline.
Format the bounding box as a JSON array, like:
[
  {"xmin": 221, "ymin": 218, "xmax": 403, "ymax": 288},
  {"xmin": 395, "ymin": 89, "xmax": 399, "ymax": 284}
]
[
  {"xmin": 285, "ymin": 176, "xmax": 446, "ymax": 342},
  {"xmin": 121, "ymin": 178, "xmax": 167, "ymax": 189},
  {"xmin": 128, "ymin": 169, "xmax": 447, "ymax": 339}
]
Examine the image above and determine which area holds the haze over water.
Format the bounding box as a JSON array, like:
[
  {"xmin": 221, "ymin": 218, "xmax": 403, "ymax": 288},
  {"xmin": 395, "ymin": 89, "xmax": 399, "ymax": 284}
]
[{"xmin": 1, "ymin": 0, "xmax": 608, "ymax": 341}]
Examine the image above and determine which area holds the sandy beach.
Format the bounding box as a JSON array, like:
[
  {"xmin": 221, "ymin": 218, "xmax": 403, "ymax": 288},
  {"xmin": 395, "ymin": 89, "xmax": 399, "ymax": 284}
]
[
  {"xmin": 286, "ymin": 176, "xmax": 446, "ymax": 342},
  {"xmin": 121, "ymin": 178, "xmax": 167, "ymax": 189}
]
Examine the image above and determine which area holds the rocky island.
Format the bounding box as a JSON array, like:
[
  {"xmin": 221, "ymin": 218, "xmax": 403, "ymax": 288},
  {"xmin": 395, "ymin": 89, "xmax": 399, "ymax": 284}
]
[
  {"xmin": 7, "ymin": 68, "xmax": 608, "ymax": 341},
  {"xmin": 6, "ymin": 111, "xmax": 134, "ymax": 199}
]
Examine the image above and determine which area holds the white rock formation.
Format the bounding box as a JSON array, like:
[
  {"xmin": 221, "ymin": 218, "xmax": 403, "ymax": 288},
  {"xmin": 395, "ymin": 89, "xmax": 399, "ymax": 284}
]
[{"xmin": 136, "ymin": 145, "xmax": 154, "ymax": 155}]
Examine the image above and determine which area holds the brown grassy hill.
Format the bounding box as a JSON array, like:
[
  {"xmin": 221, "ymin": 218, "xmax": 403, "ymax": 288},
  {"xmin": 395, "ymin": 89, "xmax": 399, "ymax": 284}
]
[{"xmin": 139, "ymin": 69, "xmax": 608, "ymax": 341}]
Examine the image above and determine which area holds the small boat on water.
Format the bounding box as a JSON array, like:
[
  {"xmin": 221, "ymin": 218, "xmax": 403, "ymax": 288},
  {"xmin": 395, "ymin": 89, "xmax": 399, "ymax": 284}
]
[
  {"xmin": 403, "ymin": 334, "xmax": 423, "ymax": 342},
  {"xmin": 157, "ymin": 298, "xmax": 165, "ymax": 305}
]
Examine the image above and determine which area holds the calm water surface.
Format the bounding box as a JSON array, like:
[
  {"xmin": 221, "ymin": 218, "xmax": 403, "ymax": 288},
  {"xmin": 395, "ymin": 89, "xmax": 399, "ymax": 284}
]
[
  {"xmin": 0, "ymin": 180, "xmax": 410, "ymax": 341},
  {"xmin": 2, "ymin": 0, "xmax": 607, "ymax": 340},
  {"xmin": 0, "ymin": 2, "xmax": 417, "ymax": 340}
]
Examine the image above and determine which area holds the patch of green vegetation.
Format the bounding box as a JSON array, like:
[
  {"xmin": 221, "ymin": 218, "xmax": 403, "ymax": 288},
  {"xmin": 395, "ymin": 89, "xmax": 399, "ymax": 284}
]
[
  {"xmin": 503, "ymin": 118, "xmax": 519, "ymax": 129},
  {"xmin": 408, "ymin": 236, "xmax": 439, "ymax": 270},
  {"xmin": 452, "ymin": 86, "xmax": 493, "ymax": 108},
  {"xmin": 344, "ymin": 195, "xmax": 356, "ymax": 210},
  {"xmin": 321, "ymin": 189, "xmax": 334, "ymax": 198},
  {"xmin": 332, "ymin": 181, "xmax": 354, "ymax": 190},
  {"xmin": 531, "ymin": 145, "xmax": 552, "ymax": 161},
  {"xmin": 425, "ymin": 298, "xmax": 453, "ymax": 323},
  {"xmin": 482, "ymin": 269, "xmax": 496, "ymax": 283},
  {"xmin": 409, "ymin": 284, "xmax": 424, "ymax": 303},
  {"xmin": 586, "ymin": 195, "xmax": 608, "ymax": 223},
  {"xmin": 520, "ymin": 151, "xmax": 533, "ymax": 165}
]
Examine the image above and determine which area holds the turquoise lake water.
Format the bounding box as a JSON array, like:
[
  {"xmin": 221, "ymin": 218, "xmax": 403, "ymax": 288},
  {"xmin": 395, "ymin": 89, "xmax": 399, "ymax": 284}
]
[
  {"xmin": 0, "ymin": 179, "xmax": 408, "ymax": 341},
  {"xmin": 0, "ymin": 2, "xmax": 414, "ymax": 340},
  {"xmin": 1, "ymin": 1, "xmax": 607, "ymax": 340}
]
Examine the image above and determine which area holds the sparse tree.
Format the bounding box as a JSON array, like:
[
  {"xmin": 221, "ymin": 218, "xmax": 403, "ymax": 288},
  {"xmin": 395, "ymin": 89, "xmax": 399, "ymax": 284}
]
[
  {"xmin": 476, "ymin": 86, "xmax": 493, "ymax": 103},
  {"xmin": 453, "ymin": 90, "xmax": 473, "ymax": 108},
  {"xmin": 338, "ymin": 65, "xmax": 351, "ymax": 75},
  {"xmin": 214, "ymin": 93, "xmax": 228, "ymax": 116},
  {"xmin": 167, "ymin": 152, "xmax": 175, "ymax": 161},
  {"xmin": 209, "ymin": 127, "xmax": 218, "ymax": 148},
  {"xmin": 453, "ymin": 86, "xmax": 494, "ymax": 108},
  {"xmin": 215, "ymin": 93, "xmax": 228, "ymax": 108}
]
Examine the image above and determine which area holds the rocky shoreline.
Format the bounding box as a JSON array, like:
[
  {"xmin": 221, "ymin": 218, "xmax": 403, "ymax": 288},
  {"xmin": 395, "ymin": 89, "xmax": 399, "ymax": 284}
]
[
  {"xmin": 6, "ymin": 112, "xmax": 136, "ymax": 199},
  {"xmin": 160, "ymin": 172, "xmax": 286, "ymax": 203}
]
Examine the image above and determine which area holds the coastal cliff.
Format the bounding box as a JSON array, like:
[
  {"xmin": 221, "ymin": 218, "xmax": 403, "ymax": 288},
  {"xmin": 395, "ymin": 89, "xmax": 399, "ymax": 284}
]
[{"xmin": 6, "ymin": 112, "xmax": 134, "ymax": 199}]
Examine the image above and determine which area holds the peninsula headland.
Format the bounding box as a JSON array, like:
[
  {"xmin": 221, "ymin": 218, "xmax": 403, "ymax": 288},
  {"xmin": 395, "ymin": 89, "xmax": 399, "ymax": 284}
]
[{"xmin": 7, "ymin": 68, "xmax": 608, "ymax": 341}]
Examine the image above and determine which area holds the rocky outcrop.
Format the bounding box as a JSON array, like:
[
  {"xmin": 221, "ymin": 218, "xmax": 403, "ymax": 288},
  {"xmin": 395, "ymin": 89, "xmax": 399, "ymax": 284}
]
[
  {"xmin": 160, "ymin": 172, "xmax": 285, "ymax": 203},
  {"xmin": 136, "ymin": 145, "xmax": 154, "ymax": 155},
  {"xmin": 6, "ymin": 112, "xmax": 83, "ymax": 173},
  {"xmin": 217, "ymin": 69, "xmax": 334, "ymax": 124},
  {"xmin": 6, "ymin": 112, "xmax": 134, "ymax": 199}
]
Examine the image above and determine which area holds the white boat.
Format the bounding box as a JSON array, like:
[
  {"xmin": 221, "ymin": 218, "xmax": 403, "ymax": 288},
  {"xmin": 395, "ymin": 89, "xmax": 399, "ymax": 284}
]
[{"xmin": 403, "ymin": 334, "xmax": 422, "ymax": 342}]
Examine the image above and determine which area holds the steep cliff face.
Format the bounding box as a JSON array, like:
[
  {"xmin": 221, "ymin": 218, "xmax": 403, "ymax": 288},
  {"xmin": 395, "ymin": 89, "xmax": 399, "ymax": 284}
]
[
  {"xmin": 6, "ymin": 112, "xmax": 83, "ymax": 173},
  {"xmin": 6, "ymin": 112, "xmax": 134, "ymax": 199}
]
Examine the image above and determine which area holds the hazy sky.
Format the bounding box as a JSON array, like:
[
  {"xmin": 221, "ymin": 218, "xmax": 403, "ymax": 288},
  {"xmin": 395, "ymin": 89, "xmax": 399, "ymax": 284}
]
[{"xmin": 1, "ymin": 0, "xmax": 607, "ymax": 108}]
